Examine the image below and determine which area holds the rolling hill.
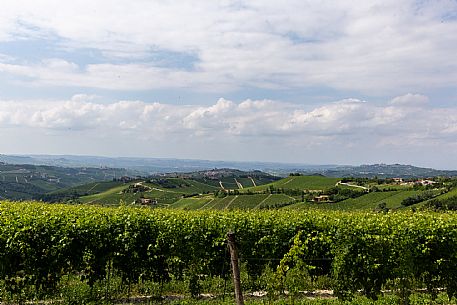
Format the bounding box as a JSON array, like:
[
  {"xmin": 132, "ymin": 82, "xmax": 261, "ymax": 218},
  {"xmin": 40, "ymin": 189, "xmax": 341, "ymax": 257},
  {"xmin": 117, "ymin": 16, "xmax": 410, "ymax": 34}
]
[
  {"xmin": 75, "ymin": 177, "xmax": 220, "ymax": 206},
  {"xmin": 1, "ymin": 161, "xmax": 451, "ymax": 213},
  {"xmin": 241, "ymin": 175, "xmax": 341, "ymax": 193},
  {"xmin": 49, "ymin": 169, "xmax": 281, "ymax": 207},
  {"xmin": 0, "ymin": 162, "xmax": 135, "ymax": 200}
]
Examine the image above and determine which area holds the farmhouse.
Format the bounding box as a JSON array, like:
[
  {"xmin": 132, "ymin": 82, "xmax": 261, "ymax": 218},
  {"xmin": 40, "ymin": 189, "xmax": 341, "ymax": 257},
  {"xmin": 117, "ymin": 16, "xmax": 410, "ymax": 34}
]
[
  {"xmin": 392, "ymin": 178, "xmax": 403, "ymax": 184},
  {"xmin": 313, "ymin": 195, "xmax": 330, "ymax": 203},
  {"xmin": 417, "ymin": 179, "xmax": 436, "ymax": 186},
  {"xmin": 137, "ymin": 198, "xmax": 157, "ymax": 205}
]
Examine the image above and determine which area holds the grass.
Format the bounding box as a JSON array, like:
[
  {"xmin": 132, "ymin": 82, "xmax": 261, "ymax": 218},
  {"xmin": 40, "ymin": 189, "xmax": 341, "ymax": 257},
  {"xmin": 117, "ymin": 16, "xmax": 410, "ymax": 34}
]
[
  {"xmin": 370, "ymin": 183, "xmax": 413, "ymax": 191},
  {"xmin": 409, "ymin": 186, "xmax": 457, "ymax": 209},
  {"xmin": 78, "ymin": 184, "xmax": 131, "ymax": 204},
  {"xmin": 49, "ymin": 180, "xmax": 126, "ymax": 196},
  {"xmin": 429, "ymin": 186, "xmax": 457, "ymax": 200},
  {"xmin": 171, "ymin": 194, "xmax": 297, "ymax": 210},
  {"xmin": 78, "ymin": 178, "xmax": 218, "ymax": 206},
  {"xmin": 146, "ymin": 178, "xmax": 219, "ymax": 194},
  {"xmin": 170, "ymin": 187, "xmax": 453, "ymax": 211},
  {"xmin": 164, "ymin": 293, "xmax": 457, "ymax": 305},
  {"xmin": 203, "ymin": 196, "xmax": 233, "ymax": 209},
  {"xmin": 285, "ymin": 190, "xmax": 424, "ymax": 211},
  {"xmin": 28, "ymin": 179, "xmax": 62, "ymax": 192},
  {"xmin": 235, "ymin": 177, "xmax": 256, "ymax": 188},
  {"xmin": 67, "ymin": 176, "xmax": 457, "ymax": 212},
  {"xmin": 218, "ymin": 177, "xmax": 238, "ymax": 190},
  {"xmin": 10, "ymin": 272, "xmax": 455, "ymax": 305},
  {"xmin": 244, "ymin": 176, "xmax": 341, "ymax": 193},
  {"xmin": 334, "ymin": 190, "xmax": 422, "ymax": 210},
  {"xmin": 169, "ymin": 197, "xmax": 214, "ymax": 210},
  {"xmin": 79, "ymin": 186, "xmax": 185, "ymax": 206},
  {"xmin": 225, "ymin": 194, "xmax": 270, "ymax": 209},
  {"xmin": 257, "ymin": 193, "xmax": 296, "ymax": 208}
]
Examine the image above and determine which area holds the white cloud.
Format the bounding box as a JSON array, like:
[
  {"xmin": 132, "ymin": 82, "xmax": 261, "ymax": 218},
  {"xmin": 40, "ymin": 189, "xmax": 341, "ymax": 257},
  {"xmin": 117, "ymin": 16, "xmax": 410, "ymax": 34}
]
[
  {"xmin": 0, "ymin": 94, "xmax": 456, "ymax": 144},
  {"xmin": 0, "ymin": 1, "xmax": 456, "ymax": 93},
  {"xmin": 390, "ymin": 93, "xmax": 429, "ymax": 107},
  {"xmin": 70, "ymin": 94, "xmax": 98, "ymax": 102},
  {"xmin": 1, "ymin": 93, "xmax": 457, "ymax": 167}
]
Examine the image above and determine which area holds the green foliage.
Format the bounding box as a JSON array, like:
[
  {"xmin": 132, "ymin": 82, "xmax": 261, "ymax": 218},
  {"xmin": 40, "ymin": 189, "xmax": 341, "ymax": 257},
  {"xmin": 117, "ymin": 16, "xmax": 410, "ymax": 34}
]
[
  {"xmin": 0, "ymin": 163, "xmax": 134, "ymax": 201},
  {"xmin": 244, "ymin": 176, "xmax": 341, "ymax": 193},
  {"xmin": 1, "ymin": 201, "xmax": 457, "ymax": 303},
  {"xmin": 425, "ymin": 195, "xmax": 457, "ymax": 211},
  {"xmin": 295, "ymin": 190, "xmax": 424, "ymax": 211},
  {"xmin": 401, "ymin": 191, "xmax": 436, "ymax": 207}
]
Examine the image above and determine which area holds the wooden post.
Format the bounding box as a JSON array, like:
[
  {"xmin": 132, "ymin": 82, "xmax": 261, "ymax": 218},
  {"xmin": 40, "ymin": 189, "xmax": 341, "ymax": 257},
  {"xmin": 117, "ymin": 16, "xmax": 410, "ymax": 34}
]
[{"xmin": 227, "ymin": 232, "xmax": 244, "ymax": 305}]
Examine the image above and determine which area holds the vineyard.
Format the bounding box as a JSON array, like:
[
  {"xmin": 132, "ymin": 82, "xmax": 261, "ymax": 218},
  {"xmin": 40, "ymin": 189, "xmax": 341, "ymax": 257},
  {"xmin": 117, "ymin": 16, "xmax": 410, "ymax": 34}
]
[
  {"xmin": 0, "ymin": 201, "xmax": 457, "ymax": 304},
  {"xmin": 242, "ymin": 175, "xmax": 341, "ymax": 193},
  {"xmin": 286, "ymin": 190, "xmax": 424, "ymax": 211},
  {"xmin": 170, "ymin": 194, "xmax": 296, "ymax": 210}
]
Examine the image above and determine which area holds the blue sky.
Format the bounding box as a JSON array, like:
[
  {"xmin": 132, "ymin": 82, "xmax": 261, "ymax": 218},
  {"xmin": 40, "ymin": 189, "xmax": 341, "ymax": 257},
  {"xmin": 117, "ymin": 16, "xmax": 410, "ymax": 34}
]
[{"xmin": 1, "ymin": 0, "xmax": 457, "ymax": 168}]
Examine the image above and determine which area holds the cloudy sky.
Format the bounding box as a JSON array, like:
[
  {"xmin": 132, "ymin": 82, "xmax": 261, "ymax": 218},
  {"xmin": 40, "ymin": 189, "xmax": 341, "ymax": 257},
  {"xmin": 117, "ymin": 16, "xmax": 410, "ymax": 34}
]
[{"xmin": 1, "ymin": 0, "xmax": 457, "ymax": 168}]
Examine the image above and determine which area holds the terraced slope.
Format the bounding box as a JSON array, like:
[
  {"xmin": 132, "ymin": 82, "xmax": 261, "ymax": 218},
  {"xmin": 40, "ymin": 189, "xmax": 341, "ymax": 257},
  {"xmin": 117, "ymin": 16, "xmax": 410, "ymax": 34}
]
[
  {"xmin": 243, "ymin": 175, "xmax": 341, "ymax": 193},
  {"xmin": 145, "ymin": 178, "xmax": 218, "ymax": 194},
  {"xmin": 178, "ymin": 194, "xmax": 297, "ymax": 210},
  {"xmin": 78, "ymin": 178, "xmax": 218, "ymax": 206},
  {"xmin": 285, "ymin": 190, "xmax": 425, "ymax": 211},
  {"xmin": 169, "ymin": 197, "xmax": 214, "ymax": 210}
]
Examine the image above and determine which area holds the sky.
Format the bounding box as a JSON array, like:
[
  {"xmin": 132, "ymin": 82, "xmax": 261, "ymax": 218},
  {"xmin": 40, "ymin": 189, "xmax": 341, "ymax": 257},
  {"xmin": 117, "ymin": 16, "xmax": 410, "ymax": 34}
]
[{"xmin": 1, "ymin": 0, "xmax": 457, "ymax": 169}]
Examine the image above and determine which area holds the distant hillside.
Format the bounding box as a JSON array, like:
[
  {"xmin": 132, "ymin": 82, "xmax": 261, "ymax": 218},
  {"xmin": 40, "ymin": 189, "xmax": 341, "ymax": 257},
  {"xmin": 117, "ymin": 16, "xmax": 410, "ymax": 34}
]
[
  {"xmin": 0, "ymin": 162, "xmax": 135, "ymax": 200},
  {"xmin": 0, "ymin": 154, "xmax": 336, "ymax": 175},
  {"xmin": 242, "ymin": 175, "xmax": 341, "ymax": 193},
  {"xmin": 39, "ymin": 168, "xmax": 279, "ymax": 205},
  {"xmin": 2, "ymin": 154, "xmax": 456, "ymax": 178},
  {"xmin": 297, "ymin": 164, "xmax": 457, "ymax": 178},
  {"xmin": 73, "ymin": 177, "xmax": 220, "ymax": 206},
  {"xmin": 158, "ymin": 168, "xmax": 280, "ymax": 188},
  {"xmin": 31, "ymin": 170, "xmax": 457, "ymax": 212}
]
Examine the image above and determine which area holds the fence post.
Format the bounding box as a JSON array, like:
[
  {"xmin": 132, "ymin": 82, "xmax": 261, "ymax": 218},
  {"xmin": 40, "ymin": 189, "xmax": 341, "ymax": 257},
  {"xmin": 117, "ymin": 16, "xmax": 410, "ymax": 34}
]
[{"xmin": 227, "ymin": 232, "xmax": 244, "ymax": 305}]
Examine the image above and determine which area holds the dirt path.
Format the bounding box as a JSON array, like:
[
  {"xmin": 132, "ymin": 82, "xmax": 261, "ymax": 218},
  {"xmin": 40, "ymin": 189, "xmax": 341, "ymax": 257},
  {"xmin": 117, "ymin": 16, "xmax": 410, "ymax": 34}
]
[
  {"xmin": 137, "ymin": 181, "xmax": 150, "ymax": 188},
  {"xmin": 224, "ymin": 195, "xmax": 238, "ymax": 210},
  {"xmin": 282, "ymin": 177, "xmax": 295, "ymax": 185},
  {"xmin": 234, "ymin": 178, "xmax": 243, "ymax": 189},
  {"xmin": 111, "ymin": 289, "xmax": 336, "ymax": 304},
  {"xmin": 87, "ymin": 183, "xmax": 100, "ymax": 192},
  {"xmin": 219, "ymin": 181, "xmax": 226, "ymax": 190},
  {"xmin": 198, "ymin": 198, "xmax": 215, "ymax": 210},
  {"xmin": 150, "ymin": 187, "xmax": 178, "ymax": 193},
  {"xmin": 254, "ymin": 194, "xmax": 272, "ymax": 209},
  {"xmin": 336, "ymin": 181, "xmax": 368, "ymax": 190},
  {"xmin": 249, "ymin": 177, "xmax": 257, "ymax": 187}
]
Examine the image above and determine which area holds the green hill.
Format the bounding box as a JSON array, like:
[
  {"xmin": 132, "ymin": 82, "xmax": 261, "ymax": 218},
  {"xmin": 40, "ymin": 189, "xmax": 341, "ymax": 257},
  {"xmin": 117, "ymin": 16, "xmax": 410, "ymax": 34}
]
[
  {"xmin": 41, "ymin": 180, "xmax": 127, "ymax": 202},
  {"xmin": 163, "ymin": 168, "xmax": 280, "ymax": 189},
  {"xmin": 294, "ymin": 190, "xmax": 421, "ymax": 211},
  {"xmin": 243, "ymin": 175, "xmax": 341, "ymax": 193},
  {"xmin": 77, "ymin": 177, "xmax": 218, "ymax": 206},
  {"xmin": 145, "ymin": 177, "xmax": 219, "ymax": 194},
  {"xmin": 28, "ymin": 169, "xmax": 455, "ymax": 213},
  {"xmin": 0, "ymin": 162, "xmax": 134, "ymax": 200},
  {"xmin": 169, "ymin": 193, "xmax": 297, "ymax": 210}
]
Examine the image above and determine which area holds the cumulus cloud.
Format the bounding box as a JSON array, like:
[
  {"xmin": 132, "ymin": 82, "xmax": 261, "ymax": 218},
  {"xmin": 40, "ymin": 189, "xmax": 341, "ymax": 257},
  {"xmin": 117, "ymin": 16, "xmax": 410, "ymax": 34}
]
[
  {"xmin": 1, "ymin": 93, "xmax": 457, "ymax": 166},
  {"xmin": 0, "ymin": 94, "xmax": 456, "ymax": 146},
  {"xmin": 390, "ymin": 93, "xmax": 429, "ymax": 107}
]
